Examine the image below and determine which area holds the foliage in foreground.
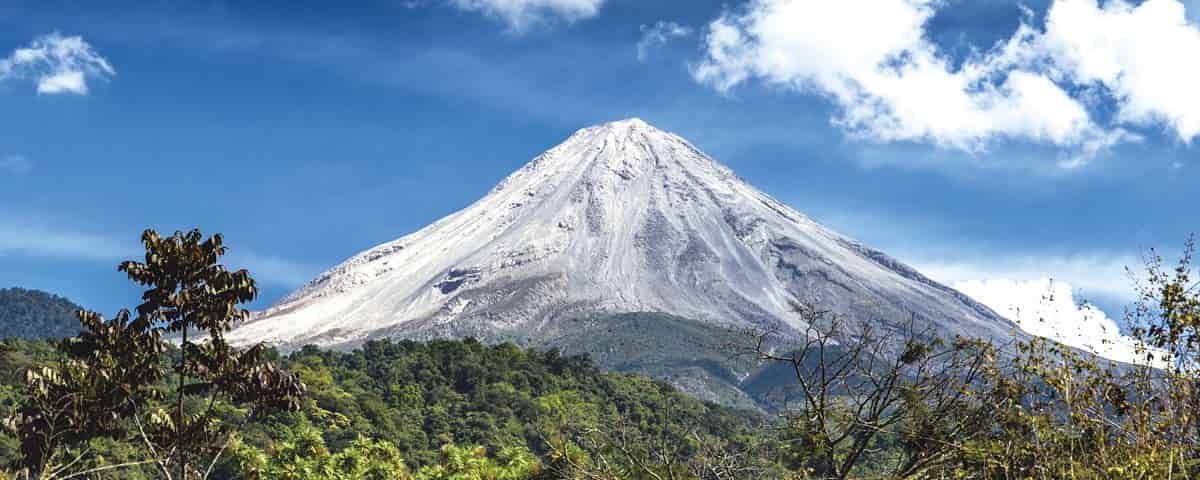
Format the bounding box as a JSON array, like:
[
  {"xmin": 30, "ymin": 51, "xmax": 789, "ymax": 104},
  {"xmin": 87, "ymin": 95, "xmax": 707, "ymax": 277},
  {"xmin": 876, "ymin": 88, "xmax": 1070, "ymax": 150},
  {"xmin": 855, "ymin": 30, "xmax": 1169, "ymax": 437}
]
[
  {"xmin": 3, "ymin": 228, "xmax": 1200, "ymax": 479},
  {"xmin": 2, "ymin": 229, "xmax": 306, "ymax": 480},
  {"xmin": 732, "ymin": 238, "xmax": 1200, "ymax": 479}
]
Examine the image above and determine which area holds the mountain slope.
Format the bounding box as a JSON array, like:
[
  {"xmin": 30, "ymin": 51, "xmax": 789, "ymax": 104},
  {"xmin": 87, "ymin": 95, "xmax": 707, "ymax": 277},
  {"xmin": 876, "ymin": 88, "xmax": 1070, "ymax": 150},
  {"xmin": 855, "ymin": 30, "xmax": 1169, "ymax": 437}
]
[
  {"xmin": 531, "ymin": 312, "xmax": 764, "ymax": 409},
  {"xmin": 228, "ymin": 118, "xmax": 1013, "ymax": 352},
  {"xmin": 0, "ymin": 288, "xmax": 82, "ymax": 340}
]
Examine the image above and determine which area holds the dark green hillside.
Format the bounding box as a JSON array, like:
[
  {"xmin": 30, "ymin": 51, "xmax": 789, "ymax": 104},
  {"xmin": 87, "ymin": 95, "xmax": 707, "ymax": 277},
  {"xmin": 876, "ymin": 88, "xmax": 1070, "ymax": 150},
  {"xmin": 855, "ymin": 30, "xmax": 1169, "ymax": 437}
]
[
  {"xmin": 0, "ymin": 288, "xmax": 82, "ymax": 340},
  {"xmin": 536, "ymin": 312, "xmax": 810, "ymax": 410},
  {"xmin": 535, "ymin": 313, "xmax": 764, "ymax": 409},
  {"xmin": 257, "ymin": 338, "xmax": 765, "ymax": 468},
  {"xmin": 0, "ymin": 337, "xmax": 772, "ymax": 478}
]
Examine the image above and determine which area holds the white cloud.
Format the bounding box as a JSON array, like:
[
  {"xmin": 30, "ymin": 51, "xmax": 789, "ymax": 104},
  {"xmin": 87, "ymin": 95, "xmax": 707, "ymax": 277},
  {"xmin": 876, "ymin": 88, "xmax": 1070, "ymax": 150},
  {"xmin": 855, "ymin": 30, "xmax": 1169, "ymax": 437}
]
[
  {"xmin": 0, "ymin": 33, "xmax": 114, "ymax": 95},
  {"xmin": 692, "ymin": 0, "xmax": 1200, "ymax": 165},
  {"xmin": 692, "ymin": 0, "xmax": 1111, "ymax": 154},
  {"xmin": 910, "ymin": 252, "xmax": 1141, "ymax": 303},
  {"xmin": 953, "ymin": 278, "xmax": 1163, "ymax": 366},
  {"xmin": 0, "ymin": 213, "xmax": 313, "ymax": 288},
  {"xmin": 36, "ymin": 70, "xmax": 87, "ymax": 95},
  {"xmin": 448, "ymin": 0, "xmax": 604, "ymax": 32},
  {"xmin": 638, "ymin": 21, "xmax": 692, "ymax": 62},
  {"xmin": 1039, "ymin": 0, "xmax": 1200, "ymax": 143},
  {"xmin": 0, "ymin": 155, "xmax": 32, "ymax": 175}
]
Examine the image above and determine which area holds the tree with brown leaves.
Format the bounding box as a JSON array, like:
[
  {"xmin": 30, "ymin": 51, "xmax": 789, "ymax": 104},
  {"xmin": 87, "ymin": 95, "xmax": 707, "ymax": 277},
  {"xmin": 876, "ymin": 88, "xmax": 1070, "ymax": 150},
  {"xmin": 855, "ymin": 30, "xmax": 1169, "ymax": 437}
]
[{"xmin": 7, "ymin": 229, "xmax": 305, "ymax": 480}]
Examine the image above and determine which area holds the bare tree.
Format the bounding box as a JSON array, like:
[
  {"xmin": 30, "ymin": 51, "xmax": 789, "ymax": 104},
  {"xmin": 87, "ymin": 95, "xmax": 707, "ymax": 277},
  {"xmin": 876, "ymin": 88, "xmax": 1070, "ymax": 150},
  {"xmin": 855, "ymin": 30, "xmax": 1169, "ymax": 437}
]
[{"xmin": 731, "ymin": 301, "xmax": 997, "ymax": 480}]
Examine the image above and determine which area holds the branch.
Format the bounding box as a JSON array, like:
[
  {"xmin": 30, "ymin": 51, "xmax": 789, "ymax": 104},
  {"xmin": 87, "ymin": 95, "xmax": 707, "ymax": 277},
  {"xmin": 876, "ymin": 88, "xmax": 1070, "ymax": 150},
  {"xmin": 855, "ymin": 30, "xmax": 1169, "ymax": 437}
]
[
  {"xmin": 53, "ymin": 460, "xmax": 158, "ymax": 480},
  {"xmin": 202, "ymin": 409, "xmax": 257, "ymax": 480}
]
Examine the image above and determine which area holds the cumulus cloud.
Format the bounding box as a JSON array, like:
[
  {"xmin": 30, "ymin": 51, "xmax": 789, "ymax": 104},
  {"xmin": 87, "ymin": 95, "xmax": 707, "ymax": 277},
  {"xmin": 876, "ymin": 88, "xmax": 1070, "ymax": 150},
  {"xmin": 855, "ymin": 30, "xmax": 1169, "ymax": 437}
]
[
  {"xmin": 637, "ymin": 21, "xmax": 692, "ymax": 62},
  {"xmin": 1039, "ymin": 0, "xmax": 1200, "ymax": 143},
  {"xmin": 448, "ymin": 0, "xmax": 604, "ymax": 32},
  {"xmin": 692, "ymin": 0, "xmax": 1200, "ymax": 164},
  {"xmin": 953, "ymin": 278, "xmax": 1163, "ymax": 366},
  {"xmin": 0, "ymin": 155, "xmax": 32, "ymax": 175},
  {"xmin": 691, "ymin": 0, "xmax": 1112, "ymax": 153},
  {"xmin": 906, "ymin": 248, "xmax": 1171, "ymax": 365},
  {"xmin": 0, "ymin": 33, "xmax": 114, "ymax": 95}
]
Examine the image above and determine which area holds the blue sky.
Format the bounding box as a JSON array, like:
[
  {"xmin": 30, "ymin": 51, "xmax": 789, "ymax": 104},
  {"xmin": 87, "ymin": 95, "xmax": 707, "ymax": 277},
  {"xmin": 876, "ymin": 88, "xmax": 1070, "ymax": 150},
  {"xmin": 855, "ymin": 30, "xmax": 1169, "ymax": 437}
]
[{"xmin": 0, "ymin": 0, "xmax": 1196, "ymax": 330}]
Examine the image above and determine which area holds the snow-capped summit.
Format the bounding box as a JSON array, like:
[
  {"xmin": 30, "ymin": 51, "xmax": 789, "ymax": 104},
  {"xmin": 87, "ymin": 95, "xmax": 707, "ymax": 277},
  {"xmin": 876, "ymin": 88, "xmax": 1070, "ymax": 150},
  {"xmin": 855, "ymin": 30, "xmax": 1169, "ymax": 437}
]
[{"xmin": 227, "ymin": 119, "xmax": 1013, "ymax": 349}]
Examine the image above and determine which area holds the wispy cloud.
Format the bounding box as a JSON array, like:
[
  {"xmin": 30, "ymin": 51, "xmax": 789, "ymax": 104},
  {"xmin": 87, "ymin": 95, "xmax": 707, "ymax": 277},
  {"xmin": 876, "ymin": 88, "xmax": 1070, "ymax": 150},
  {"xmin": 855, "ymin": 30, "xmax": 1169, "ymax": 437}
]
[
  {"xmin": 0, "ymin": 32, "xmax": 115, "ymax": 95},
  {"xmin": 224, "ymin": 251, "xmax": 321, "ymax": 289},
  {"xmin": 637, "ymin": 21, "xmax": 692, "ymax": 62},
  {"xmin": 692, "ymin": 0, "xmax": 1200, "ymax": 167},
  {"xmin": 0, "ymin": 155, "xmax": 32, "ymax": 175},
  {"xmin": 0, "ymin": 214, "xmax": 315, "ymax": 288},
  {"xmin": 0, "ymin": 214, "xmax": 136, "ymax": 262},
  {"xmin": 447, "ymin": 0, "xmax": 605, "ymax": 33},
  {"xmin": 107, "ymin": 10, "xmax": 631, "ymax": 126}
]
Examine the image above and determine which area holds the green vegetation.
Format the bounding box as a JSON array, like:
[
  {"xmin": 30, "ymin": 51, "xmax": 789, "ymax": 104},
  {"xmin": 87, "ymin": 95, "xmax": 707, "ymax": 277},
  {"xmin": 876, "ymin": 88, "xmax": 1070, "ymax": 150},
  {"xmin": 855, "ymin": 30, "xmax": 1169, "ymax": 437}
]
[
  {"xmin": 261, "ymin": 338, "xmax": 761, "ymax": 467},
  {"xmin": 3, "ymin": 228, "xmax": 1200, "ymax": 479},
  {"xmin": 0, "ymin": 229, "xmax": 771, "ymax": 479},
  {"xmin": 0, "ymin": 335, "xmax": 771, "ymax": 479},
  {"xmin": 4, "ymin": 230, "xmax": 306, "ymax": 480},
  {"xmin": 0, "ymin": 289, "xmax": 82, "ymax": 340},
  {"xmin": 227, "ymin": 338, "xmax": 768, "ymax": 479},
  {"xmin": 533, "ymin": 312, "xmax": 767, "ymax": 409}
]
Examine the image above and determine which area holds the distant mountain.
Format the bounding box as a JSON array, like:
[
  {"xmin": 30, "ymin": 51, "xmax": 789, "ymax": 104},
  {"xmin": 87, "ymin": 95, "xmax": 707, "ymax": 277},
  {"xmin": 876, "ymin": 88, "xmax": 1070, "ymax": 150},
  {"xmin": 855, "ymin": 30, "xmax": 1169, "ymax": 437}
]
[
  {"xmin": 226, "ymin": 118, "xmax": 1018, "ymax": 406},
  {"xmin": 0, "ymin": 288, "xmax": 82, "ymax": 340},
  {"xmin": 230, "ymin": 118, "xmax": 1012, "ymax": 347}
]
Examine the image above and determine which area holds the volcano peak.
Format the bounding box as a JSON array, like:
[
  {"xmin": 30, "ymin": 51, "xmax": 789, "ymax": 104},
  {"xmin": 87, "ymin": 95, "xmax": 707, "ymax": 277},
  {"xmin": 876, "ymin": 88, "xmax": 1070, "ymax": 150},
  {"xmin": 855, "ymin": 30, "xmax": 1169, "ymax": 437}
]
[
  {"xmin": 593, "ymin": 117, "xmax": 651, "ymax": 130},
  {"xmin": 228, "ymin": 119, "xmax": 1011, "ymax": 353}
]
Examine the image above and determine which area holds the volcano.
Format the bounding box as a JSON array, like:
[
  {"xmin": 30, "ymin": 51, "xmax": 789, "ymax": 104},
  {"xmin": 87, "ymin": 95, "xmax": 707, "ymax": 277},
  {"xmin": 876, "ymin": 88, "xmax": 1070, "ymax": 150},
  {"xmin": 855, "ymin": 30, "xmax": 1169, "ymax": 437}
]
[{"xmin": 228, "ymin": 118, "xmax": 1011, "ymax": 356}]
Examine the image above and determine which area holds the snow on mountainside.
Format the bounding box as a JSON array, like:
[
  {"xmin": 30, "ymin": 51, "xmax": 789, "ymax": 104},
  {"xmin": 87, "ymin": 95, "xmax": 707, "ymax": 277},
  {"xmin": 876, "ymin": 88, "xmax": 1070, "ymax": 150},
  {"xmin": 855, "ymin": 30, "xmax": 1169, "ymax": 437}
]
[{"xmin": 227, "ymin": 118, "xmax": 1015, "ymax": 350}]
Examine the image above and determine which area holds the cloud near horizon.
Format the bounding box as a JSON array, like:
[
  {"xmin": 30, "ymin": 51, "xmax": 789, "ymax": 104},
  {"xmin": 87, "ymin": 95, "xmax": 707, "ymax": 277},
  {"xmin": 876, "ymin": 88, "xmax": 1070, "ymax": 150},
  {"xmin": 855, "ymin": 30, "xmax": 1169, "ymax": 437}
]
[
  {"xmin": 0, "ymin": 215, "xmax": 316, "ymax": 289},
  {"xmin": 953, "ymin": 278, "xmax": 1162, "ymax": 366},
  {"xmin": 448, "ymin": 0, "xmax": 605, "ymax": 32},
  {"xmin": 0, "ymin": 215, "xmax": 135, "ymax": 262},
  {"xmin": 0, "ymin": 33, "xmax": 115, "ymax": 95},
  {"xmin": 223, "ymin": 251, "xmax": 322, "ymax": 290},
  {"xmin": 910, "ymin": 251, "xmax": 1141, "ymax": 304},
  {"xmin": 692, "ymin": 0, "xmax": 1200, "ymax": 167}
]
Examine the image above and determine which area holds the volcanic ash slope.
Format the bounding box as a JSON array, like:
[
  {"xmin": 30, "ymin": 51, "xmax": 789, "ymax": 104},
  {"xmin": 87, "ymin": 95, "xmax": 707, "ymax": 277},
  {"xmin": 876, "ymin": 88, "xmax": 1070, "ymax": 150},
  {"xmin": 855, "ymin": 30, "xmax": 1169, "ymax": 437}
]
[{"xmin": 228, "ymin": 118, "xmax": 1012, "ymax": 351}]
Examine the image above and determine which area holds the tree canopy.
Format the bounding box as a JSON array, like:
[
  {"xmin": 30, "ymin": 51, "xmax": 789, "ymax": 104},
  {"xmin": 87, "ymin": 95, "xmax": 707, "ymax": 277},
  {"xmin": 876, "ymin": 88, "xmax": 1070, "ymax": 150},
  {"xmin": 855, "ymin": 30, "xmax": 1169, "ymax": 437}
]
[{"xmin": 0, "ymin": 289, "xmax": 83, "ymax": 341}]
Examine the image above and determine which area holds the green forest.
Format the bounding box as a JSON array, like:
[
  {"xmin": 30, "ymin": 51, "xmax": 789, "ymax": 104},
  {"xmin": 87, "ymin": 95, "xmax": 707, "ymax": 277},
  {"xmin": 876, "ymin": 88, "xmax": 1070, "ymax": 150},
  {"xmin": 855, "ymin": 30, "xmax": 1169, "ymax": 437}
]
[
  {"xmin": 0, "ymin": 289, "xmax": 82, "ymax": 341},
  {"xmin": 1, "ymin": 229, "xmax": 1199, "ymax": 480},
  {"xmin": 0, "ymin": 336, "xmax": 772, "ymax": 479}
]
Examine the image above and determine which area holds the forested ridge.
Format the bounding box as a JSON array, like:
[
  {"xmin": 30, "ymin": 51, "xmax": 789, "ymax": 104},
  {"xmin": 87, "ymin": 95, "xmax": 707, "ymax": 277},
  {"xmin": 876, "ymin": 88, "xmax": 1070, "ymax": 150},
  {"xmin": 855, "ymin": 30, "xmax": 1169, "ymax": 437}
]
[
  {"xmin": 0, "ymin": 337, "xmax": 774, "ymax": 479},
  {"xmin": 0, "ymin": 289, "xmax": 81, "ymax": 341}
]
